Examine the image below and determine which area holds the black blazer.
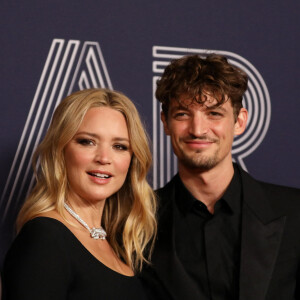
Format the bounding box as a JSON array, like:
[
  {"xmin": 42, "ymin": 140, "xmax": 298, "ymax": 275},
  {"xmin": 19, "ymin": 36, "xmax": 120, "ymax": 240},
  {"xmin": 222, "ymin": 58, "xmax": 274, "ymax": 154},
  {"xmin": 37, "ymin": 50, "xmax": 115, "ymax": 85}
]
[{"xmin": 141, "ymin": 166, "xmax": 300, "ymax": 300}]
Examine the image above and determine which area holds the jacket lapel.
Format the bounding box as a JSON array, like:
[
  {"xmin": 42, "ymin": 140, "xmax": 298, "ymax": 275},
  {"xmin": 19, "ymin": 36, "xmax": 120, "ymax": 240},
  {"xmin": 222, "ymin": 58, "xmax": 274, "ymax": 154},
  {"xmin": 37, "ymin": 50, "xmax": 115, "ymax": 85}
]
[
  {"xmin": 154, "ymin": 168, "xmax": 286, "ymax": 300},
  {"xmin": 152, "ymin": 177, "xmax": 203, "ymax": 300},
  {"xmin": 239, "ymin": 169, "xmax": 286, "ymax": 300}
]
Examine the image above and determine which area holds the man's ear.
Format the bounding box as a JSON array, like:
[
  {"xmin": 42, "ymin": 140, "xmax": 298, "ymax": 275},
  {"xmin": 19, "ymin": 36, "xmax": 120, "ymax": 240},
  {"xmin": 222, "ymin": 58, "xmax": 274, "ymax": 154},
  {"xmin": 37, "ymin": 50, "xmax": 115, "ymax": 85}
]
[
  {"xmin": 161, "ymin": 111, "xmax": 171, "ymax": 135},
  {"xmin": 234, "ymin": 108, "xmax": 248, "ymax": 136}
]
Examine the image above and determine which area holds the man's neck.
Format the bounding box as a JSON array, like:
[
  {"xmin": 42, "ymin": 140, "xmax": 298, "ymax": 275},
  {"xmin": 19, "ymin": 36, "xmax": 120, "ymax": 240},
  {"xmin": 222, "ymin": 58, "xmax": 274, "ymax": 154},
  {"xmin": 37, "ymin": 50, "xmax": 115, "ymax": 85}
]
[{"xmin": 178, "ymin": 161, "xmax": 234, "ymax": 214}]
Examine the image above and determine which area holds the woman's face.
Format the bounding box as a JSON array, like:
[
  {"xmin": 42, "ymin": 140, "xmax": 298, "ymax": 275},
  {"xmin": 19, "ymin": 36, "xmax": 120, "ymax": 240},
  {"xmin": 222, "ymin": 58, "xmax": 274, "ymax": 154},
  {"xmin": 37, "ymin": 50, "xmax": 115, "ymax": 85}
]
[{"xmin": 64, "ymin": 107, "xmax": 132, "ymax": 204}]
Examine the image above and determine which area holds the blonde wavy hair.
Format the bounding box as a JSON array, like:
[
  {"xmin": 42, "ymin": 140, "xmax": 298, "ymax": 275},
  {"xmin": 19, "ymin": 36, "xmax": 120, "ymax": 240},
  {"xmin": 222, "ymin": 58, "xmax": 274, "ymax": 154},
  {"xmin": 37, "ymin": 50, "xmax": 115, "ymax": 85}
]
[{"xmin": 17, "ymin": 88, "xmax": 157, "ymax": 272}]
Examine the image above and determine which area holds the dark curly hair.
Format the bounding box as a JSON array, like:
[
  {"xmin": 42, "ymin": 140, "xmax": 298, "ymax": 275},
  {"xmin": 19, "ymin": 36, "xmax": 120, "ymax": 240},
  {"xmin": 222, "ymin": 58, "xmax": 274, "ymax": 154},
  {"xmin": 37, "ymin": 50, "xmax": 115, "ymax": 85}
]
[{"xmin": 156, "ymin": 54, "xmax": 248, "ymax": 119}]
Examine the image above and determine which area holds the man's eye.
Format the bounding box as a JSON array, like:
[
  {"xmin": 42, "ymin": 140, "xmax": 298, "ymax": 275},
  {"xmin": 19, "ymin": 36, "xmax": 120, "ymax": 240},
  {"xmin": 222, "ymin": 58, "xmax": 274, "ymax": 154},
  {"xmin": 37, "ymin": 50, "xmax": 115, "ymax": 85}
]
[
  {"xmin": 76, "ymin": 139, "xmax": 94, "ymax": 146},
  {"xmin": 209, "ymin": 111, "xmax": 222, "ymax": 117},
  {"xmin": 174, "ymin": 112, "xmax": 189, "ymax": 119}
]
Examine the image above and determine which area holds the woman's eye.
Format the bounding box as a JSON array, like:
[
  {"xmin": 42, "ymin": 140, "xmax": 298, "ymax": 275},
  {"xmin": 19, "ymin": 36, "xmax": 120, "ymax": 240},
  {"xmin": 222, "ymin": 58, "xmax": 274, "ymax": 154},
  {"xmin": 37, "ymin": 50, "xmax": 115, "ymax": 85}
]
[
  {"xmin": 114, "ymin": 144, "xmax": 128, "ymax": 151},
  {"xmin": 76, "ymin": 139, "xmax": 94, "ymax": 146}
]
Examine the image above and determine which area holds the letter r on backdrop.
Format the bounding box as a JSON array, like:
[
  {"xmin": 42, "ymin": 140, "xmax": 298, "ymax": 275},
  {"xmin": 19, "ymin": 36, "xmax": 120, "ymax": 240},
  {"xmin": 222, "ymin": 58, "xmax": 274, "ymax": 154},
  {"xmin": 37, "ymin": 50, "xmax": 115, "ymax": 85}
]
[{"xmin": 152, "ymin": 46, "xmax": 271, "ymax": 189}]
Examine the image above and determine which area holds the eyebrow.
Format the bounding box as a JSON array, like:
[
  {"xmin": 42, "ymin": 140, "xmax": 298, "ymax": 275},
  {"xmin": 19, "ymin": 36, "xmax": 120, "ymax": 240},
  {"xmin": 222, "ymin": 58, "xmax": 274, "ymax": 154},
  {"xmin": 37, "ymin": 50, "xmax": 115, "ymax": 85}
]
[
  {"xmin": 170, "ymin": 104, "xmax": 189, "ymax": 113},
  {"xmin": 207, "ymin": 106, "xmax": 228, "ymax": 113},
  {"xmin": 74, "ymin": 131, "xmax": 130, "ymax": 143},
  {"xmin": 170, "ymin": 104, "xmax": 228, "ymax": 114}
]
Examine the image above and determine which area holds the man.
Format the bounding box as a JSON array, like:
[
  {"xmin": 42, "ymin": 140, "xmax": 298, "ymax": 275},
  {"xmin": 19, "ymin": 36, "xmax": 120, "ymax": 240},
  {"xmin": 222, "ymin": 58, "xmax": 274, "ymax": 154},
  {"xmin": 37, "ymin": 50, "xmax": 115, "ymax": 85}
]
[{"xmin": 140, "ymin": 54, "xmax": 300, "ymax": 300}]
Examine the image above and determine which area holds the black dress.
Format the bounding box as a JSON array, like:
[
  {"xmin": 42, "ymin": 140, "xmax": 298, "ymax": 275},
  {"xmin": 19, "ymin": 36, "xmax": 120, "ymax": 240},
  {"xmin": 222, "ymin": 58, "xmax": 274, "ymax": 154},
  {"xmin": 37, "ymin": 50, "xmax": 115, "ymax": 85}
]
[{"xmin": 2, "ymin": 217, "xmax": 147, "ymax": 300}]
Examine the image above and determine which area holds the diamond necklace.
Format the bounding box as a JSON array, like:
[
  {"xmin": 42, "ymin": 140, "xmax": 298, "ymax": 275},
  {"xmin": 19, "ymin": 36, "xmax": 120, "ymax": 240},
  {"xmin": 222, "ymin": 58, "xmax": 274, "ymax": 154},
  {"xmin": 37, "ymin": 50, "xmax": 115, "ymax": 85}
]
[{"xmin": 63, "ymin": 202, "xmax": 107, "ymax": 240}]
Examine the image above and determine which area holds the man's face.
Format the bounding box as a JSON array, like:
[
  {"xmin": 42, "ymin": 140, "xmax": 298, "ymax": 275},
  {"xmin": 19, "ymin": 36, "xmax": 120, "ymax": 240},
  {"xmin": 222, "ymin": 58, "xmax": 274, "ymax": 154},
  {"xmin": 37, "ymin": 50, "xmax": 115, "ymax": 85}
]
[{"xmin": 161, "ymin": 93, "xmax": 247, "ymax": 172}]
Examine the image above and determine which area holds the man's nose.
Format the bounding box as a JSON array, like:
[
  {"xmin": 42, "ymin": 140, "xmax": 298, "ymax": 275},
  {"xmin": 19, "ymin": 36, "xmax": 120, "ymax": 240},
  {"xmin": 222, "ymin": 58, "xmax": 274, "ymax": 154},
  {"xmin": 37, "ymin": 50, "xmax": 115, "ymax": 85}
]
[{"xmin": 188, "ymin": 113, "xmax": 208, "ymax": 137}]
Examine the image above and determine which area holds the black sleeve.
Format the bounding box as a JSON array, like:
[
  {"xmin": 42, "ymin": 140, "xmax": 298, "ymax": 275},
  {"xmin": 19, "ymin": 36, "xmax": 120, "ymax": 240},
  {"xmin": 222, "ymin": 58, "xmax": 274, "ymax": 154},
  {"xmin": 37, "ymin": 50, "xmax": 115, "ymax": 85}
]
[
  {"xmin": 2, "ymin": 219, "xmax": 72, "ymax": 300},
  {"xmin": 139, "ymin": 265, "xmax": 172, "ymax": 300}
]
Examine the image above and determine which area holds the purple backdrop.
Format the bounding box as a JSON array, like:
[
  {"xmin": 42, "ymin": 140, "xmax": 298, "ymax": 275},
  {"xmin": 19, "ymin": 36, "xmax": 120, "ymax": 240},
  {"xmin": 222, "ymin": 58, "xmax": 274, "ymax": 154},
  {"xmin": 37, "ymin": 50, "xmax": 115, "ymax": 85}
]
[{"xmin": 0, "ymin": 0, "xmax": 299, "ymax": 268}]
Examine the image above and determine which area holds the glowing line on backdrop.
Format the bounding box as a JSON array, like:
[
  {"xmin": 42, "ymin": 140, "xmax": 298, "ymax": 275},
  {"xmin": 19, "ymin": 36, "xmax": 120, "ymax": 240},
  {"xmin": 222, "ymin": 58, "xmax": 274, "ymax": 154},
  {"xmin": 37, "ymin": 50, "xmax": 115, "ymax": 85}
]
[{"xmin": 1, "ymin": 39, "xmax": 112, "ymax": 221}]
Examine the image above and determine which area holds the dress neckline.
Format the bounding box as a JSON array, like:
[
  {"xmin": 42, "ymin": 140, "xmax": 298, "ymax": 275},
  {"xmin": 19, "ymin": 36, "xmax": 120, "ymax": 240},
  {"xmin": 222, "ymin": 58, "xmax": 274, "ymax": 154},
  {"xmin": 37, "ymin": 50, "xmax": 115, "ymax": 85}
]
[{"xmin": 30, "ymin": 216, "xmax": 136, "ymax": 279}]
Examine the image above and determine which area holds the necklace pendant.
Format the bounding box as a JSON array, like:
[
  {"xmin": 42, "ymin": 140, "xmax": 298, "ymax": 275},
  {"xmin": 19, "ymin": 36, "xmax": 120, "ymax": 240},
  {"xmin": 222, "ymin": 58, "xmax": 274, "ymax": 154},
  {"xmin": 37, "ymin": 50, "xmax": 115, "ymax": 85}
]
[
  {"xmin": 90, "ymin": 227, "xmax": 107, "ymax": 240},
  {"xmin": 64, "ymin": 203, "xmax": 107, "ymax": 240}
]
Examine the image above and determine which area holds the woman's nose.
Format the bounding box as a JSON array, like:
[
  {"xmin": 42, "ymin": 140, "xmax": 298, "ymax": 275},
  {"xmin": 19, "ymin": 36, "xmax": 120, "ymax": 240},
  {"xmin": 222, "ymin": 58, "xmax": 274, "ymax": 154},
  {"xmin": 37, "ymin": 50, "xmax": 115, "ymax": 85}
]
[{"xmin": 94, "ymin": 147, "xmax": 112, "ymax": 165}]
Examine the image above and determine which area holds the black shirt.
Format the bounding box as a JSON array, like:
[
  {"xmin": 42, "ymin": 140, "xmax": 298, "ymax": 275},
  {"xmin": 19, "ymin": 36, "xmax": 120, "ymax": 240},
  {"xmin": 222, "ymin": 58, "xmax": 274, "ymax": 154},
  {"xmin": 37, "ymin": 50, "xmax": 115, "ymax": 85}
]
[
  {"xmin": 174, "ymin": 167, "xmax": 242, "ymax": 300},
  {"xmin": 3, "ymin": 218, "xmax": 147, "ymax": 300}
]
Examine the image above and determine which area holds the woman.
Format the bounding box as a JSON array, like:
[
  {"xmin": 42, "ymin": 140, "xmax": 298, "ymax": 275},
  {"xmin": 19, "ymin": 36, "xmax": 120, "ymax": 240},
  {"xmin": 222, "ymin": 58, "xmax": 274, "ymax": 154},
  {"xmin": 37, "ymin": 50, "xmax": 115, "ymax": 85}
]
[{"xmin": 3, "ymin": 88, "xmax": 156, "ymax": 299}]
